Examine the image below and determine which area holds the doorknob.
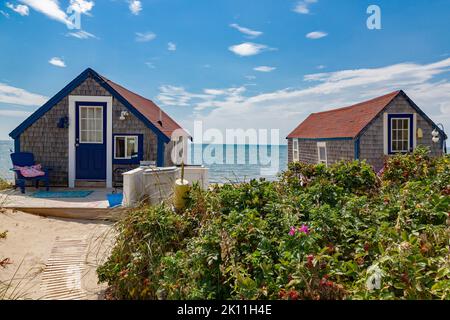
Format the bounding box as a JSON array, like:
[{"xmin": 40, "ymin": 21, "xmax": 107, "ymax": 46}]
[{"xmin": 76, "ymin": 143, "xmax": 80, "ymax": 147}]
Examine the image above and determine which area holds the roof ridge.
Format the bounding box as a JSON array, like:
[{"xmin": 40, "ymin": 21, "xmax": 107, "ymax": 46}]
[{"xmin": 311, "ymin": 90, "xmax": 401, "ymax": 115}]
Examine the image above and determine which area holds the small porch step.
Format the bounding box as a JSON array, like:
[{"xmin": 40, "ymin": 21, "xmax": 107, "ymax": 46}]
[{"xmin": 74, "ymin": 180, "xmax": 106, "ymax": 188}]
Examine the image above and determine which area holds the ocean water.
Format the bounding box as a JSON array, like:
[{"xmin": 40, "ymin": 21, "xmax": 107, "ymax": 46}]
[
  {"xmin": 189, "ymin": 144, "xmax": 288, "ymax": 184},
  {"xmin": 0, "ymin": 141, "xmax": 288, "ymax": 184},
  {"xmin": 0, "ymin": 140, "xmax": 14, "ymax": 181}
]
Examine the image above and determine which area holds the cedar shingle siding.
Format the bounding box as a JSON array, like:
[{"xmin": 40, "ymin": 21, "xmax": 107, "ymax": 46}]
[
  {"xmin": 287, "ymin": 93, "xmax": 444, "ymax": 171},
  {"xmin": 19, "ymin": 75, "xmax": 165, "ymax": 186},
  {"xmin": 287, "ymin": 138, "xmax": 354, "ymax": 166},
  {"xmin": 359, "ymin": 94, "xmax": 442, "ymax": 171}
]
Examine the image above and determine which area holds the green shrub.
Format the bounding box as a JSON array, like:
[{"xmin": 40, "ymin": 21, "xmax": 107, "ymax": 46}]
[{"xmin": 98, "ymin": 149, "xmax": 450, "ymax": 300}]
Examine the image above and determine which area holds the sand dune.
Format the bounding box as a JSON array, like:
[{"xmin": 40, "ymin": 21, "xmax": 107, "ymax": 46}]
[{"xmin": 0, "ymin": 210, "xmax": 115, "ymax": 300}]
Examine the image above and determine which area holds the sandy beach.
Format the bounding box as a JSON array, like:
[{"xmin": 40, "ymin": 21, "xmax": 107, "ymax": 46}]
[{"xmin": 0, "ymin": 210, "xmax": 115, "ymax": 300}]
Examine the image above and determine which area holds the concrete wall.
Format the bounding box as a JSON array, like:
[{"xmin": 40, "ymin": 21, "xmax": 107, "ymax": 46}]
[
  {"xmin": 122, "ymin": 165, "xmax": 209, "ymax": 207},
  {"xmin": 19, "ymin": 75, "xmax": 163, "ymax": 186}
]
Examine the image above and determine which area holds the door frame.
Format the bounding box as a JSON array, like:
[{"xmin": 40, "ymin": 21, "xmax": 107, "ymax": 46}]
[{"xmin": 68, "ymin": 95, "xmax": 113, "ymax": 188}]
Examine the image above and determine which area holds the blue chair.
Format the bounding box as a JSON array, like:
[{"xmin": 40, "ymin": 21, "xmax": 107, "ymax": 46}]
[{"xmin": 10, "ymin": 152, "xmax": 50, "ymax": 194}]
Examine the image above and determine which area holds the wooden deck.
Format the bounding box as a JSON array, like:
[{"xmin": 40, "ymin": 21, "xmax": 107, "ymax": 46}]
[{"xmin": 0, "ymin": 188, "xmax": 124, "ymax": 220}]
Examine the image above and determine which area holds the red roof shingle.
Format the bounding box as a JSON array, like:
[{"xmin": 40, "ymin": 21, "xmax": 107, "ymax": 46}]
[
  {"xmin": 287, "ymin": 91, "xmax": 401, "ymax": 139},
  {"xmin": 99, "ymin": 74, "xmax": 186, "ymax": 140}
]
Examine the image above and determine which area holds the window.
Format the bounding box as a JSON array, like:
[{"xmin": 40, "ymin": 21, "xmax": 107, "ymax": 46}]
[
  {"xmin": 317, "ymin": 142, "xmax": 327, "ymax": 165},
  {"xmin": 389, "ymin": 115, "xmax": 412, "ymax": 154},
  {"xmin": 114, "ymin": 136, "xmax": 138, "ymax": 159},
  {"xmin": 292, "ymin": 139, "xmax": 299, "ymax": 162},
  {"xmin": 79, "ymin": 106, "xmax": 103, "ymax": 143}
]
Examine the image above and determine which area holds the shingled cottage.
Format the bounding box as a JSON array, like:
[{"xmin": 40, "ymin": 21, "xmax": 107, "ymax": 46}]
[{"xmin": 286, "ymin": 90, "xmax": 447, "ymax": 171}]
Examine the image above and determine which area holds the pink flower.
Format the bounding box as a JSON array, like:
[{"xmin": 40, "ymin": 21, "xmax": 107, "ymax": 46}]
[
  {"xmin": 289, "ymin": 227, "xmax": 296, "ymax": 236},
  {"xmin": 298, "ymin": 225, "xmax": 310, "ymax": 234}
]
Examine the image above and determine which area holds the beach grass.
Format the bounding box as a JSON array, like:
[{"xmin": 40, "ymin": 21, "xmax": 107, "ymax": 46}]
[{"xmin": 0, "ymin": 178, "xmax": 12, "ymax": 191}]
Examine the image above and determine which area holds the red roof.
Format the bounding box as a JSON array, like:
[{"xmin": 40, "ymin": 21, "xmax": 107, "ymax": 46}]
[
  {"xmin": 287, "ymin": 91, "xmax": 401, "ymax": 139},
  {"xmin": 99, "ymin": 74, "xmax": 186, "ymax": 140}
]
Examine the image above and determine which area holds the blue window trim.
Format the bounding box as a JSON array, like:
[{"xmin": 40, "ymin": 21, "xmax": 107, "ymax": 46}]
[
  {"xmin": 14, "ymin": 136, "xmax": 20, "ymax": 153},
  {"xmin": 387, "ymin": 114, "xmax": 414, "ymax": 155},
  {"xmin": 113, "ymin": 134, "xmax": 144, "ymax": 164},
  {"xmin": 354, "ymin": 138, "xmax": 360, "ymax": 160}
]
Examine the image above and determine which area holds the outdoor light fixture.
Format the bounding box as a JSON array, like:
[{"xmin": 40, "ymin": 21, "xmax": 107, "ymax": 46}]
[
  {"xmin": 417, "ymin": 128, "xmax": 423, "ymax": 139},
  {"xmin": 432, "ymin": 123, "xmax": 448, "ymax": 154},
  {"xmin": 119, "ymin": 110, "xmax": 129, "ymax": 121},
  {"xmin": 432, "ymin": 129, "xmax": 440, "ymax": 143}
]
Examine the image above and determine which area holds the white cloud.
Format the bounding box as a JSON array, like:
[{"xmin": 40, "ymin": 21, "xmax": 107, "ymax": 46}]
[
  {"xmin": 19, "ymin": 0, "xmax": 93, "ymax": 26},
  {"xmin": 168, "ymin": 42, "xmax": 176, "ymax": 51},
  {"xmin": 157, "ymin": 85, "xmax": 209, "ymax": 107},
  {"xmin": 145, "ymin": 62, "xmax": 155, "ymax": 69},
  {"xmin": 317, "ymin": 65, "xmax": 326, "ymax": 70},
  {"xmin": 306, "ymin": 31, "xmax": 327, "ymax": 39},
  {"xmin": 48, "ymin": 57, "xmax": 66, "ymax": 67},
  {"xmin": 67, "ymin": 30, "xmax": 96, "ymax": 39},
  {"xmin": 68, "ymin": 0, "xmax": 94, "ymax": 15},
  {"xmin": 157, "ymin": 85, "xmax": 247, "ymax": 111},
  {"xmin": 254, "ymin": 66, "xmax": 276, "ymax": 72},
  {"xmin": 158, "ymin": 58, "xmax": 450, "ymax": 144},
  {"xmin": 129, "ymin": 0, "xmax": 142, "ymax": 15},
  {"xmin": 203, "ymin": 89, "xmax": 225, "ymax": 95},
  {"xmin": 229, "ymin": 42, "xmax": 274, "ymax": 57},
  {"xmin": 0, "ymin": 83, "xmax": 48, "ymax": 106},
  {"xmin": 229, "ymin": 23, "xmax": 262, "ymax": 38},
  {"xmin": 293, "ymin": 0, "xmax": 318, "ymax": 14},
  {"xmin": 20, "ymin": 0, "xmax": 72, "ymax": 25},
  {"xmin": 135, "ymin": 31, "xmax": 156, "ymax": 42},
  {"xmin": 6, "ymin": 2, "xmax": 29, "ymax": 16}
]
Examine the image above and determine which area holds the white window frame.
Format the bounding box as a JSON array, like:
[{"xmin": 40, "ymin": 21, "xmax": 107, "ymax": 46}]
[
  {"xmin": 292, "ymin": 139, "xmax": 299, "ymax": 162},
  {"xmin": 79, "ymin": 105, "xmax": 104, "ymax": 144},
  {"xmin": 114, "ymin": 135, "xmax": 139, "ymax": 160},
  {"xmin": 390, "ymin": 117, "xmax": 410, "ymax": 153},
  {"xmin": 317, "ymin": 142, "xmax": 327, "ymax": 165}
]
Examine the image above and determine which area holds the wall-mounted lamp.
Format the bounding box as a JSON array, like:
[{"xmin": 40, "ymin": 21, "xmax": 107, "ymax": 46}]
[
  {"xmin": 119, "ymin": 110, "xmax": 129, "ymax": 121},
  {"xmin": 416, "ymin": 128, "xmax": 423, "ymax": 139},
  {"xmin": 432, "ymin": 129, "xmax": 440, "ymax": 143},
  {"xmin": 432, "ymin": 123, "xmax": 447, "ymax": 154}
]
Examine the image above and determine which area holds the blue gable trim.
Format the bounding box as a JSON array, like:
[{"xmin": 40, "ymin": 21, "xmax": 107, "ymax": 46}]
[
  {"xmin": 356, "ymin": 90, "xmax": 447, "ymax": 140},
  {"xmin": 9, "ymin": 68, "xmax": 171, "ymax": 144},
  {"xmin": 89, "ymin": 71, "xmax": 170, "ymax": 144},
  {"xmin": 14, "ymin": 136, "xmax": 20, "ymax": 153},
  {"xmin": 157, "ymin": 136, "xmax": 165, "ymax": 167},
  {"xmin": 9, "ymin": 68, "xmax": 92, "ymax": 139},
  {"xmin": 354, "ymin": 138, "xmax": 360, "ymax": 160}
]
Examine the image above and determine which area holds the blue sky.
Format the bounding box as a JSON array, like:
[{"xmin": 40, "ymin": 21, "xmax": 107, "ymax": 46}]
[{"xmin": 1, "ymin": 0, "xmax": 450, "ymax": 143}]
